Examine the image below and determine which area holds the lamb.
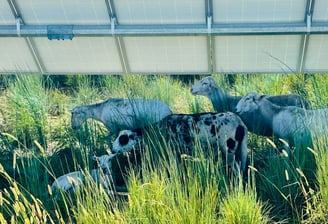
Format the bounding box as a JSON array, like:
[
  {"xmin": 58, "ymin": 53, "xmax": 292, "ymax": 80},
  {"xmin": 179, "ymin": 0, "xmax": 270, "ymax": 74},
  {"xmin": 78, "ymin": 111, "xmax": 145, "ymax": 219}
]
[
  {"xmin": 190, "ymin": 76, "xmax": 311, "ymax": 114},
  {"xmin": 51, "ymin": 153, "xmax": 139, "ymax": 194},
  {"xmin": 71, "ymin": 98, "xmax": 172, "ymax": 137},
  {"xmin": 50, "ymin": 154, "xmax": 115, "ymax": 194},
  {"xmin": 235, "ymin": 92, "xmax": 328, "ymax": 151},
  {"xmin": 112, "ymin": 112, "xmax": 248, "ymax": 174}
]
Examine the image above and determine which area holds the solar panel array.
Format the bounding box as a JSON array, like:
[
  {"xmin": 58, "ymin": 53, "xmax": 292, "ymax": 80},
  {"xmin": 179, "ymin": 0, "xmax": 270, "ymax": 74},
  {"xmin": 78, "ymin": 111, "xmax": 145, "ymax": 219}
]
[{"xmin": 0, "ymin": 0, "xmax": 328, "ymax": 74}]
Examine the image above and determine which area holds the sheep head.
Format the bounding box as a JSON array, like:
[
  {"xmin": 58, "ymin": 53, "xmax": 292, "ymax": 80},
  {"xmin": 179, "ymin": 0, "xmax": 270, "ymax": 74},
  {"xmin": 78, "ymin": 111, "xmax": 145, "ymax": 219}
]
[
  {"xmin": 112, "ymin": 129, "xmax": 142, "ymax": 153},
  {"xmin": 235, "ymin": 92, "xmax": 266, "ymax": 115},
  {"xmin": 190, "ymin": 76, "xmax": 217, "ymax": 96},
  {"xmin": 71, "ymin": 106, "xmax": 87, "ymax": 129}
]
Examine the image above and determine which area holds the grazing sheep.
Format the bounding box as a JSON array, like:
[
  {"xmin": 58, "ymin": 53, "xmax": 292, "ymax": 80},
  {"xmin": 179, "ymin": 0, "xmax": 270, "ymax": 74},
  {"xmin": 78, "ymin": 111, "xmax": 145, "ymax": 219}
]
[
  {"xmin": 71, "ymin": 98, "xmax": 172, "ymax": 136},
  {"xmin": 190, "ymin": 76, "xmax": 311, "ymax": 113},
  {"xmin": 112, "ymin": 112, "xmax": 248, "ymax": 174},
  {"xmin": 235, "ymin": 92, "xmax": 328, "ymax": 150}
]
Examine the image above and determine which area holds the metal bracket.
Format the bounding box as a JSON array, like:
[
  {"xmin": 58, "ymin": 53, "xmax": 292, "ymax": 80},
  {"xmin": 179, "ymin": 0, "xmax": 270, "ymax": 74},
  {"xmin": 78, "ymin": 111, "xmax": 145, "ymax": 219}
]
[
  {"xmin": 16, "ymin": 17, "xmax": 22, "ymax": 36},
  {"xmin": 207, "ymin": 16, "xmax": 212, "ymax": 34},
  {"xmin": 111, "ymin": 17, "xmax": 116, "ymax": 34},
  {"xmin": 47, "ymin": 25, "xmax": 74, "ymax": 40},
  {"xmin": 306, "ymin": 13, "xmax": 312, "ymax": 33}
]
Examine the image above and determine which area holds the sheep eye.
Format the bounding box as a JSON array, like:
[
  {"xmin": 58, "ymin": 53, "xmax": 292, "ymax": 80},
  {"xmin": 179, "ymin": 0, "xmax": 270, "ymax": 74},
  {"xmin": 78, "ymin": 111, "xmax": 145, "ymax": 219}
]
[
  {"xmin": 202, "ymin": 82, "xmax": 208, "ymax": 86},
  {"xmin": 119, "ymin": 135, "xmax": 130, "ymax": 145}
]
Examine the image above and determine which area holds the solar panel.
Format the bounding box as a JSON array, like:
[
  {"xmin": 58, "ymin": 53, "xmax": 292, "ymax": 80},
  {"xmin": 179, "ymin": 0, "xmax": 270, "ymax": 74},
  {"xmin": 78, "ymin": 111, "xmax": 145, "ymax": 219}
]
[
  {"xmin": 0, "ymin": 0, "xmax": 328, "ymax": 74},
  {"xmin": 123, "ymin": 36, "xmax": 209, "ymax": 73},
  {"xmin": 0, "ymin": 37, "xmax": 39, "ymax": 73},
  {"xmin": 304, "ymin": 35, "xmax": 328, "ymax": 72},
  {"xmin": 0, "ymin": 1, "xmax": 15, "ymax": 25},
  {"xmin": 32, "ymin": 37, "xmax": 123, "ymax": 74},
  {"xmin": 115, "ymin": 0, "xmax": 205, "ymax": 25},
  {"xmin": 312, "ymin": 0, "xmax": 328, "ymax": 22},
  {"xmin": 213, "ymin": 0, "xmax": 307, "ymax": 23},
  {"xmin": 215, "ymin": 35, "xmax": 301, "ymax": 73},
  {"xmin": 15, "ymin": 0, "xmax": 110, "ymax": 25}
]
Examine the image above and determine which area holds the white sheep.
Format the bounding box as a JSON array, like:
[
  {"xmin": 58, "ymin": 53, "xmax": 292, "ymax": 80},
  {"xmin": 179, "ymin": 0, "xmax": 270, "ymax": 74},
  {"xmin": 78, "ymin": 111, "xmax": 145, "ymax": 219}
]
[
  {"xmin": 112, "ymin": 112, "xmax": 248, "ymax": 174},
  {"xmin": 235, "ymin": 92, "xmax": 328, "ymax": 150},
  {"xmin": 51, "ymin": 154, "xmax": 115, "ymax": 194},
  {"xmin": 51, "ymin": 153, "xmax": 139, "ymax": 194},
  {"xmin": 191, "ymin": 76, "xmax": 311, "ymax": 113},
  {"xmin": 71, "ymin": 98, "xmax": 172, "ymax": 136}
]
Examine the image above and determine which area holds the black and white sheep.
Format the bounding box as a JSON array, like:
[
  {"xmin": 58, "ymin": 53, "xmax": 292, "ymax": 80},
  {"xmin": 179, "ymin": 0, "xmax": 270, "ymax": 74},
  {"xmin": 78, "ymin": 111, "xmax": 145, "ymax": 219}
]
[
  {"xmin": 112, "ymin": 112, "xmax": 248, "ymax": 174},
  {"xmin": 191, "ymin": 76, "xmax": 311, "ymax": 114},
  {"xmin": 71, "ymin": 98, "xmax": 172, "ymax": 136},
  {"xmin": 235, "ymin": 92, "xmax": 328, "ymax": 150}
]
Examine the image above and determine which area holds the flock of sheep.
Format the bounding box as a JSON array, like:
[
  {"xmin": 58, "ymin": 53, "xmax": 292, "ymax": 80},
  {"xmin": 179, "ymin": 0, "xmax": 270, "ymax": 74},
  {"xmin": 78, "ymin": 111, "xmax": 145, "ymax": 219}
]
[{"xmin": 52, "ymin": 76, "xmax": 326, "ymax": 195}]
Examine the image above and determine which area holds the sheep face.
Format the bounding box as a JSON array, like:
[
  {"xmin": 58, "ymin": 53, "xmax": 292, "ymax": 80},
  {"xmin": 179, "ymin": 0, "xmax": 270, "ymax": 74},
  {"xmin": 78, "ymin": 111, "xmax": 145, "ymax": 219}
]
[
  {"xmin": 71, "ymin": 107, "xmax": 86, "ymax": 129},
  {"xmin": 190, "ymin": 76, "xmax": 216, "ymax": 96},
  {"xmin": 112, "ymin": 130, "xmax": 141, "ymax": 153},
  {"xmin": 235, "ymin": 92, "xmax": 264, "ymax": 115}
]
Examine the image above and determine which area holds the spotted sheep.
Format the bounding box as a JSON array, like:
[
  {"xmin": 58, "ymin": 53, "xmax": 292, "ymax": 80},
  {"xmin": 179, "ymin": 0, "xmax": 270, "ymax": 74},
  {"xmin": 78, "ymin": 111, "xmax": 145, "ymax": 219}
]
[
  {"xmin": 191, "ymin": 76, "xmax": 311, "ymax": 137},
  {"xmin": 112, "ymin": 112, "xmax": 248, "ymax": 174},
  {"xmin": 235, "ymin": 92, "xmax": 328, "ymax": 153},
  {"xmin": 71, "ymin": 98, "xmax": 172, "ymax": 137}
]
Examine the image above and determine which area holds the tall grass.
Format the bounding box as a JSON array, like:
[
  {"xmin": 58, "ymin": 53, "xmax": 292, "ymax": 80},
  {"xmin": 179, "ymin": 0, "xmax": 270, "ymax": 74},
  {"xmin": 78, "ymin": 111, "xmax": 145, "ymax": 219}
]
[
  {"xmin": 0, "ymin": 163, "xmax": 55, "ymax": 223},
  {"xmin": 218, "ymin": 180, "xmax": 271, "ymax": 224},
  {"xmin": 303, "ymin": 137, "xmax": 328, "ymax": 223},
  {"xmin": 105, "ymin": 132, "xmax": 223, "ymax": 224},
  {"xmin": 5, "ymin": 75, "xmax": 49, "ymax": 150},
  {"xmin": 0, "ymin": 74, "xmax": 328, "ymax": 223}
]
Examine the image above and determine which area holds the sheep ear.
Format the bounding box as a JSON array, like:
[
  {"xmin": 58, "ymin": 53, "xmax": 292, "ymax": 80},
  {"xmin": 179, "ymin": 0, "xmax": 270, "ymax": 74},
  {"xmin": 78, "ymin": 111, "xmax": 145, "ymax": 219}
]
[
  {"xmin": 207, "ymin": 79, "xmax": 215, "ymax": 88},
  {"xmin": 258, "ymin": 94, "xmax": 266, "ymax": 100},
  {"xmin": 135, "ymin": 128, "xmax": 142, "ymax": 136},
  {"xmin": 253, "ymin": 93, "xmax": 265, "ymax": 101}
]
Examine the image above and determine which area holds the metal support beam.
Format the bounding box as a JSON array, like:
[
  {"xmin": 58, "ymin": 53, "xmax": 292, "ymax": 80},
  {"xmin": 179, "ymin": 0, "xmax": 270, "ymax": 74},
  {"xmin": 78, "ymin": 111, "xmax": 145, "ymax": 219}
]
[
  {"xmin": 104, "ymin": 0, "xmax": 130, "ymax": 73},
  {"xmin": 2, "ymin": 22, "xmax": 328, "ymax": 37},
  {"xmin": 298, "ymin": 0, "xmax": 315, "ymax": 73},
  {"xmin": 205, "ymin": 0, "xmax": 214, "ymax": 74},
  {"xmin": 115, "ymin": 37, "xmax": 130, "ymax": 73},
  {"xmin": 6, "ymin": 0, "xmax": 45, "ymax": 73}
]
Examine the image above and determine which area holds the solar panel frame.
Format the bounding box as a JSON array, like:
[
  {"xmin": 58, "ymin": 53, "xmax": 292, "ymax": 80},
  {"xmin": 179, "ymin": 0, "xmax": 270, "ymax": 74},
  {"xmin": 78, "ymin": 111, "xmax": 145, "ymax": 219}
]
[{"xmin": 0, "ymin": 0, "xmax": 328, "ymax": 74}]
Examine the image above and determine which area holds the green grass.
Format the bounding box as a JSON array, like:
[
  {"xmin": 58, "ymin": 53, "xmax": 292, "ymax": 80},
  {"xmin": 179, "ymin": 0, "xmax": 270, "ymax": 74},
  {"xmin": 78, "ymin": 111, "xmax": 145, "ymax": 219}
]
[
  {"xmin": 0, "ymin": 74, "xmax": 328, "ymax": 223},
  {"xmin": 218, "ymin": 181, "xmax": 271, "ymax": 224}
]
